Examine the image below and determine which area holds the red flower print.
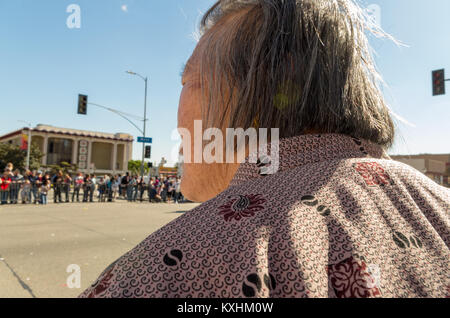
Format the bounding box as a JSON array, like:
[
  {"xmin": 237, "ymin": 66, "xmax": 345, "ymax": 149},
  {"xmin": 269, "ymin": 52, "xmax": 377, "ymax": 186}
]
[
  {"xmin": 328, "ymin": 256, "xmax": 381, "ymax": 298},
  {"xmin": 218, "ymin": 194, "xmax": 266, "ymax": 222},
  {"xmin": 85, "ymin": 266, "xmax": 115, "ymax": 298},
  {"xmin": 353, "ymin": 162, "xmax": 392, "ymax": 187}
]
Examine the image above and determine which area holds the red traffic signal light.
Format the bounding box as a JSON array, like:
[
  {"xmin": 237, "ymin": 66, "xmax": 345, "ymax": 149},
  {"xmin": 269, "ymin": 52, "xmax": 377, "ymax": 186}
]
[{"xmin": 432, "ymin": 69, "xmax": 445, "ymax": 96}]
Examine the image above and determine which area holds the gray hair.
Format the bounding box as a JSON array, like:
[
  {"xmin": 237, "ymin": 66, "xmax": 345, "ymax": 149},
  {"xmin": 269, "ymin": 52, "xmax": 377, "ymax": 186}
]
[{"xmin": 197, "ymin": 0, "xmax": 395, "ymax": 147}]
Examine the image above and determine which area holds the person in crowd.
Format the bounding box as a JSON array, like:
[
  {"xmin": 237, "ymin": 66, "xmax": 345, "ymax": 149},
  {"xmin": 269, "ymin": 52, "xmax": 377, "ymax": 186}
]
[
  {"xmin": 5, "ymin": 163, "xmax": 14, "ymax": 176},
  {"xmin": 168, "ymin": 179, "xmax": 177, "ymax": 203},
  {"xmin": 117, "ymin": 174, "xmax": 122, "ymax": 199},
  {"xmin": 63, "ymin": 173, "xmax": 72, "ymax": 203},
  {"xmin": 127, "ymin": 175, "xmax": 136, "ymax": 202},
  {"xmin": 148, "ymin": 179, "xmax": 157, "ymax": 203},
  {"xmin": 0, "ymin": 170, "xmax": 12, "ymax": 205},
  {"xmin": 10, "ymin": 169, "xmax": 23, "ymax": 204},
  {"xmin": 21, "ymin": 179, "xmax": 32, "ymax": 204},
  {"xmin": 98, "ymin": 176, "xmax": 107, "ymax": 202},
  {"xmin": 52, "ymin": 170, "xmax": 63, "ymax": 203},
  {"xmin": 83, "ymin": 174, "xmax": 91, "ymax": 202},
  {"xmin": 90, "ymin": 174, "xmax": 97, "ymax": 202},
  {"xmin": 72, "ymin": 172, "xmax": 84, "ymax": 202},
  {"xmin": 106, "ymin": 175, "xmax": 113, "ymax": 202},
  {"xmin": 90, "ymin": 174, "xmax": 97, "ymax": 200},
  {"xmin": 4, "ymin": 164, "xmax": 13, "ymax": 203},
  {"xmin": 112, "ymin": 175, "xmax": 120, "ymax": 201},
  {"xmin": 36, "ymin": 172, "xmax": 44, "ymax": 203},
  {"xmin": 155, "ymin": 181, "xmax": 163, "ymax": 203},
  {"xmin": 40, "ymin": 178, "xmax": 49, "ymax": 205},
  {"xmin": 156, "ymin": 182, "xmax": 163, "ymax": 203},
  {"xmin": 44, "ymin": 173, "xmax": 51, "ymax": 187},
  {"xmin": 138, "ymin": 176, "xmax": 146, "ymax": 202},
  {"xmin": 133, "ymin": 175, "xmax": 140, "ymax": 202},
  {"xmin": 121, "ymin": 172, "xmax": 130, "ymax": 199},
  {"xmin": 24, "ymin": 170, "xmax": 32, "ymax": 203},
  {"xmin": 160, "ymin": 178, "xmax": 168, "ymax": 203},
  {"xmin": 174, "ymin": 178, "xmax": 182, "ymax": 204},
  {"xmin": 166, "ymin": 179, "xmax": 173, "ymax": 203},
  {"xmin": 81, "ymin": 0, "xmax": 449, "ymax": 298},
  {"xmin": 30, "ymin": 171, "xmax": 41, "ymax": 204},
  {"xmin": 113, "ymin": 174, "xmax": 122, "ymax": 200}
]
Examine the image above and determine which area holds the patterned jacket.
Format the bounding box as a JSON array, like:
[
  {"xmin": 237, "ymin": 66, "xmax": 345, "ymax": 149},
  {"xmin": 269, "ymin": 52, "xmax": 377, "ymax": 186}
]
[{"xmin": 80, "ymin": 134, "xmax": 450, "ymax": 298}]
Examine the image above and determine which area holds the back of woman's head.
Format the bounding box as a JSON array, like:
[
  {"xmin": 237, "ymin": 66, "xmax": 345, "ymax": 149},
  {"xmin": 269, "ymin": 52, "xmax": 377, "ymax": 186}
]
[{"xmin": 199, "ymin": 0, "xmax": 395, "ymax": 147}]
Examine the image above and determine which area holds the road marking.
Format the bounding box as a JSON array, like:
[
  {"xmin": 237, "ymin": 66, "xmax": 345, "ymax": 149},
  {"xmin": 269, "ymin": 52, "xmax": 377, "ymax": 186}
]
[{"xmin": 0, "ymin": 254, "xmax": 36, "ymax": 298}]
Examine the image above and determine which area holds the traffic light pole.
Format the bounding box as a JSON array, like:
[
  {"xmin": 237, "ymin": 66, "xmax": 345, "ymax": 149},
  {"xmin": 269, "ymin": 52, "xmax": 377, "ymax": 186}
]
[
  {"xmin": 79, "ymin": 71, "xmax": 150, "ymax": 177},
  {"xmin": 82, "ymin": 101, "xmax": 149, "ymax": 175}
]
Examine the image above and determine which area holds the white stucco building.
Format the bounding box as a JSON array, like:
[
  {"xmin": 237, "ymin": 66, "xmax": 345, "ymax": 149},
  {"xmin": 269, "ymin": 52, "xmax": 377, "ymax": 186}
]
[{"xmin": 0, "ymin": 124, "xmax": 133, "ymax": 174}]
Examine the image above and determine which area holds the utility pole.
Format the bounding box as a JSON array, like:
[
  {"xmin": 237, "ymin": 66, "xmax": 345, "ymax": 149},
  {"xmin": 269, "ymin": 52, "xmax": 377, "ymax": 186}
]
[
  {"xmin": 26, "ymin": 125, "xmax": 31, "ymax": 170},
  {"xmin": 126, "ymin": 71, "xmax": 149, "ymax": 177},
  {"xmin": 141, "ymin": 77, "xmax": 148, "ymax": 177},
  {"xmin": 18, "ymin": 120, "xmax": 32, "ymax": 170}
]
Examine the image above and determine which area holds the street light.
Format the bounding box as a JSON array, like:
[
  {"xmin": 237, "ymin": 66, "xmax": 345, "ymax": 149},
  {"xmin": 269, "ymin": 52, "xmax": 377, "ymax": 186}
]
[
  {"xmin": 126, "ymin": 70, "xmax": 148, "ymax": 177},
  {"xmin": 18, "ymin": 120, "xmax": 32, "ymax": 171}
]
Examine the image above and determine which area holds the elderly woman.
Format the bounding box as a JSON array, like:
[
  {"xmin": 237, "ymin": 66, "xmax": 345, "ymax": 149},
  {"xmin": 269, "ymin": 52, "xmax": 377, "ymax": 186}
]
[{"xmin": 81, "ymin": 0, "xmax": 449, "ymax": 298}]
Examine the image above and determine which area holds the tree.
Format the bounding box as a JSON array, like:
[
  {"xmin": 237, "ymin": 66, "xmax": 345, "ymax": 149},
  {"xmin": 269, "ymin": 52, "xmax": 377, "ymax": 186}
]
[
  {"xmin": 0, "ymin": 143, "xmax": 43, "ymax": 172},
  {"xmin": 127, "ymin": 160, "xmax": 149, "ymax": 176},
  {"xmin": 41, "ymin": 162, "xmax": 79, "ymax": 176}
]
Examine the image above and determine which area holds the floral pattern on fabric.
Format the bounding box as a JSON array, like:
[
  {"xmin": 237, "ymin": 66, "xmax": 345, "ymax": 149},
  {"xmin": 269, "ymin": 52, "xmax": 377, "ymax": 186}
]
[
  {"xmin": 218, "ymin": 194, "xmax": 266, "ymax": 222},
  {"xmin": 84, "ymin": 264, "xmax": 116, "ymax": 298},
  {"xmin": 328, "ymin": 256, "xmax": 381, "ymax": 298},
  {"xmin": 353, "ymin": 162, "xmax": 393, "ymax": 187}
]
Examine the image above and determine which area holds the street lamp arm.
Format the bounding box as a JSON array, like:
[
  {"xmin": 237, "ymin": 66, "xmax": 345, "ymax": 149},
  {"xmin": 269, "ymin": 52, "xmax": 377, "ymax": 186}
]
[
  {"xmin": 126, "ymin": 71, "xmax": 146, "ymax": 82},
  {"xmin": 136, "ymin": 74, "xmax": 146, "ymax": 81},
  {"xmin": 89, "ymin": 103, "xmax": 144, "ymax": 121},
  {"xmin": 88, "ymin": 102, "xmax": 144, "ymax": 135}
]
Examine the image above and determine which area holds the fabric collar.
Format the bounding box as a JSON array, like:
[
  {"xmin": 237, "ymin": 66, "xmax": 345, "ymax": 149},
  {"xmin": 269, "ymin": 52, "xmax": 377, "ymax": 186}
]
[{"xmin": 229, "ymin": 134, "xmax": 389, "ymax": 187}]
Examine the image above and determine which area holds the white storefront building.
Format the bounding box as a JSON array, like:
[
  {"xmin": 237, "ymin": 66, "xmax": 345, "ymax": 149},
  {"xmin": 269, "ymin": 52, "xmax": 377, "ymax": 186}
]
[{"xmin": 0, "ymin": 124, "xmax": 133, "ymax": 175}]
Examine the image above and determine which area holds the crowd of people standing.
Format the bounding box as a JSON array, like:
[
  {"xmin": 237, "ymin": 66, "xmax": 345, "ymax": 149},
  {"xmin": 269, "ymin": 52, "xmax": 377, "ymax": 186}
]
[{"xmin": 0, "ymin": 162, "xmax": 183, "ymax": 205}]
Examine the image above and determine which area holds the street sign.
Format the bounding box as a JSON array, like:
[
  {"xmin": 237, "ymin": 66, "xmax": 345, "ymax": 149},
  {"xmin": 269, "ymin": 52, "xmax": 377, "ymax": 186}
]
[{"xmin": 137, "ymin": 137, "xmax": 152, "ymax": 143}]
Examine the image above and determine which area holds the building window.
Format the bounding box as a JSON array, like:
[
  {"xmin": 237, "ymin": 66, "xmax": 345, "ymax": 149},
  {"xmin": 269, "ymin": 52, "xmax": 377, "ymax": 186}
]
[{"xmin": 47, "ymin": 138, "xmax": 73, "ymax": 165}]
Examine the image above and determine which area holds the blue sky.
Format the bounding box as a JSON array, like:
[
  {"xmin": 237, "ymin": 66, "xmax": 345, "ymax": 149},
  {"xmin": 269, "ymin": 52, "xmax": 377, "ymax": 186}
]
[{"xmin": 0, "ymin": 0, "xmax": 449, "ymax": 165}]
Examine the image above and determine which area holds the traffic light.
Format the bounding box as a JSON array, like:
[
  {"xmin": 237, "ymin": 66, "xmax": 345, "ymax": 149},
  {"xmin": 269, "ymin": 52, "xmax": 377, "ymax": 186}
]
[
  {"xmin": 432, "ymin": 69, "xmax": 445, "ymax": 96},
  {"xmin": 145, "ymin": 145, "xmax": 151, "ymax": 159},
  {"xmin": 147, "ymin": 162, "xmax": 153, "ymax": 168},
  {"xmin": 77, "ymin": 94, "xmax": 88, "ymax": 114}
]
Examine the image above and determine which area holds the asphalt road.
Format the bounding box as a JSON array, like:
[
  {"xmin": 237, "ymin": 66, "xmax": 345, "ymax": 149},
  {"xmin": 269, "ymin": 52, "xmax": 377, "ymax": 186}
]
[{"xmin": 0, "ymin": 201, "xmax": 200, "ymax": 298}]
